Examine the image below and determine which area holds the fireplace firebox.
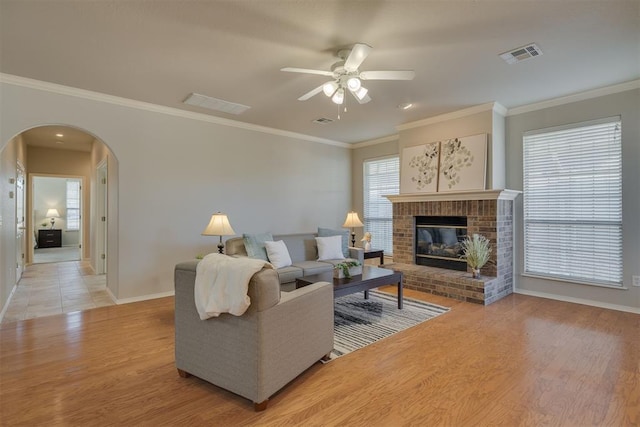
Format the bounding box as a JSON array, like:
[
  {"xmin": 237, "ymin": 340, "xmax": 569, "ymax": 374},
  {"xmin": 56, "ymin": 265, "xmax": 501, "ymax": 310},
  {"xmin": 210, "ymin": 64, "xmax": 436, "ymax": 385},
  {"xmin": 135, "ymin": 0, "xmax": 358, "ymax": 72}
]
[{"xmin": 415, "ymin": 216, "xmax": 467, "ymax": 271}]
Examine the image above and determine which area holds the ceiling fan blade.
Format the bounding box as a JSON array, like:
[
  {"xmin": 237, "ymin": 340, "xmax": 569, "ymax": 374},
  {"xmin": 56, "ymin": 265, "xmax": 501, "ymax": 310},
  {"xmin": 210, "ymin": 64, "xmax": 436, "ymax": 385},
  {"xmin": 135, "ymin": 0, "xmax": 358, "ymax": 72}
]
[
  {"xmin": 360, "ymin": 70, "xmax": 416, "ymax": 80},
  {"xmin": 344, "ymin": 43, "xmax": 372, "ymax": 72},
  {"xmin": 281, "ymin": 67, "xmax": 334, "ymax": 77},
  {"xmin": 298, "ymin": 84, "xmax": 325, "ymax": 101}
]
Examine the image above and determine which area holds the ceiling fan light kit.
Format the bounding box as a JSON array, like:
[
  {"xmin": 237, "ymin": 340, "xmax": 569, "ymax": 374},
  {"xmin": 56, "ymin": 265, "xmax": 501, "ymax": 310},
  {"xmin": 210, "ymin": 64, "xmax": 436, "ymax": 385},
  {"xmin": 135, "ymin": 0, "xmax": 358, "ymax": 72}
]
[{"xmin": 281, "ymin": 43, "xmax": 415, "ymax": 109}]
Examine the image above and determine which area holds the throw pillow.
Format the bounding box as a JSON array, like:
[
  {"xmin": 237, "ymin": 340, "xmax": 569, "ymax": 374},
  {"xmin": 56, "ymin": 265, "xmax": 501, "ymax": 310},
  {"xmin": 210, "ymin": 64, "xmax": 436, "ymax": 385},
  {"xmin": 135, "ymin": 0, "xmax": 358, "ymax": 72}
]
[
  {"xmin": 264, "ymin": 240, "xmax": 293, "ymax": 269},
  {"xmin": 316, "ymin": 235, "xmax": 345, "ymax": 261},
  {"xmin": 318, "ymin": 227, "xmax": 349, "ymax": 258},
  {"xmin": 243, "ymin": 232, "xmax": 273, "ymax": 261}
]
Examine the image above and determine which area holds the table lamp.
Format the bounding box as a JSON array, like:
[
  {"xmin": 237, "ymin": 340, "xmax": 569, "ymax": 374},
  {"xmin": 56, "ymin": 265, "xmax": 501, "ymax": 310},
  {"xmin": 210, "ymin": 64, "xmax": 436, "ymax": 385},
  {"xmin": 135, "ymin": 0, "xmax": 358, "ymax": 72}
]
[
  {"xmin": 342, "ymin": 211, "xmax": 364, "ymax": 247},
  {"xmin": 46, "ymin": 208, "xmax": 60, "ymax": 229},
  {"xmin": 202, "ymin": 212, "xmax": 236, "ymax": 254}
]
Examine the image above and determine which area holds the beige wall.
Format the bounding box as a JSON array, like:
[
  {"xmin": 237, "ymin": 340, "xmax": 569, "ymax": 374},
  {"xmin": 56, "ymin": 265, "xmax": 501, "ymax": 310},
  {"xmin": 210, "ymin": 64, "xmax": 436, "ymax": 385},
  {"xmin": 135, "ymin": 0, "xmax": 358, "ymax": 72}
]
[
  {"xmin": 352, "ymin": 90, "xmax": 639, "ymax": 312},
  {"xmin": 0, "ymin": 81, "xmax": 351, "ymax": 301},
  {"xmin": 506, "ymin": 89, "xmax": 640, "ymax": 311},
  {"xmin": 27, "ymin": 146, "xmax": 91, "ymax": 261}
]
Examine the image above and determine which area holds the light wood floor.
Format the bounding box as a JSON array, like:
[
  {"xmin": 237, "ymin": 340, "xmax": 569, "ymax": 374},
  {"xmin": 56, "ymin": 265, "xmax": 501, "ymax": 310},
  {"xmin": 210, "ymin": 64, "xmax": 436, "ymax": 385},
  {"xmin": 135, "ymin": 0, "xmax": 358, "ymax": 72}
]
[{"xmin": 1, "ymin": 288, "xmax": 638, "ymax": 426}]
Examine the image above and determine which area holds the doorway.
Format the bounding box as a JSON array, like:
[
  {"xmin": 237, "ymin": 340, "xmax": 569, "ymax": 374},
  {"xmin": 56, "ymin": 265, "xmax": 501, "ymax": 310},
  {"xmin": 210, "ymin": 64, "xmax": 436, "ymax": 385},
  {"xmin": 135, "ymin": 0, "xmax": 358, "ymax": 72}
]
[
  {"xmin": 32, "ymin": 175, "xmax": 83, "ymax": 264},
  {"xmin": 16, "ymin": 162, "xmax": 26, "ymax": 280}
]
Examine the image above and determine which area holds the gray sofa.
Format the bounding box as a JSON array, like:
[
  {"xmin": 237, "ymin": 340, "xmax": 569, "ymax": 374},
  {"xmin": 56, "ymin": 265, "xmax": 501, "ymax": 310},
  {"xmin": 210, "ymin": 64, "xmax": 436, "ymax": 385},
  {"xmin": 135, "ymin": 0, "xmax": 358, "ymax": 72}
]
[
  {"xmin": 174, "ymin": 260, "xmax": 334, "ymax": 411},
  {"xmin": 225, "ymin": 233, "xmax": 364, "ymax": 290}
]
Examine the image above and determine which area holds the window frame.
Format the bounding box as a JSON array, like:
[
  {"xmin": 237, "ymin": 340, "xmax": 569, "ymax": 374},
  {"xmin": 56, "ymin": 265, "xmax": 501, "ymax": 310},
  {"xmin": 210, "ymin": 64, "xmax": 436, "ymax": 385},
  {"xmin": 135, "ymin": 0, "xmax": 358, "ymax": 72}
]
[
  {"xmin": 66, "ymin": 179, "xmax": 81, "ymax": 231},
  {"xmin": 522, "ymin": 116, "xmax": 623, "ymax": 288},
  {"xmin": 363, "ymin": 155, "xmax": 400, "ymax": 256}
]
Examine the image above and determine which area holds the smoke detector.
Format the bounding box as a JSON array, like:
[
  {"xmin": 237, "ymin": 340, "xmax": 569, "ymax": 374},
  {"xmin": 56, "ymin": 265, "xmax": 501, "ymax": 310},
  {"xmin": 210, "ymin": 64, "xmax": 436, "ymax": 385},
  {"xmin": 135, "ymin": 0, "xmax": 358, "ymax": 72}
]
[{"xmin": 499, "ymin": 43, "xmax": 543, "ymax": 64}]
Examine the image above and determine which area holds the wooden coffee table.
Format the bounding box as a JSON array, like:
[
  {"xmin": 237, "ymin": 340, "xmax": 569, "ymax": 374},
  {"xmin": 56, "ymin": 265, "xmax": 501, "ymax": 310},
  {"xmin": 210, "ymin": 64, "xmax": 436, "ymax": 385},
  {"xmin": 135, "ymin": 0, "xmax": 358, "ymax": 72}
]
[{"xmin": 295, "ymin": 266, "xmax": 403, "ymax": 309}]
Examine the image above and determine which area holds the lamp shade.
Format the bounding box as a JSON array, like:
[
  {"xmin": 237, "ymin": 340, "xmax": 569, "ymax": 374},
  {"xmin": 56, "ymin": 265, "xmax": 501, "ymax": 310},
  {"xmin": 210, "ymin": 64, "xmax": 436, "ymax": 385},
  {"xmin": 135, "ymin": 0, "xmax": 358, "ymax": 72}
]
[
  {"xmin": 342, "ymin": 212, "xmax": 364, "ymax": 228},
  {"xmin": 46, "ymin": 208, "xmax": 60, "ymax": 218},
  {"xmin": 202, "ymin": 212, "xmax": 236, "ymax": 236}
]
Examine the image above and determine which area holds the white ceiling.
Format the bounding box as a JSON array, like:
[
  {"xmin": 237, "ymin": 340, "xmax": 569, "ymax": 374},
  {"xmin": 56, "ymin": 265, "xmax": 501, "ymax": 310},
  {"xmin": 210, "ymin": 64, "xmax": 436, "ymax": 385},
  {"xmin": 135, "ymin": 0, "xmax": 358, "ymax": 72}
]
[
  {"xmin": 1, "ymin": 1, "xmax": 638, "ymax": 144},
  {"xmin": 21, "ymin": 126, "xmax": 95, "ymax": 152}
]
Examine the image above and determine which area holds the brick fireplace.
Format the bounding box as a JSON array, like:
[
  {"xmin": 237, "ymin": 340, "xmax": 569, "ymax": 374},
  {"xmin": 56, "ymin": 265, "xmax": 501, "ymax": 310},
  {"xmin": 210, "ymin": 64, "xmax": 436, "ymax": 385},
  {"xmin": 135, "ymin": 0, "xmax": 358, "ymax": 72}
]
[{"xmin": 386, "ymin": 190, "xmax": 520, "ymax": 305}]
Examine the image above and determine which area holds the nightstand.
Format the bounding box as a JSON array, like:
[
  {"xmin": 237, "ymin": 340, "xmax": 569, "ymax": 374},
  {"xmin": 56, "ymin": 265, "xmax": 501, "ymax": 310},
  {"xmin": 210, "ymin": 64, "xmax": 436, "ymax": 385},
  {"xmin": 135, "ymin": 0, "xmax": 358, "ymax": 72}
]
[{"xmin": 38, "ymin": 229, "xmax": 62, "ymax": 248}]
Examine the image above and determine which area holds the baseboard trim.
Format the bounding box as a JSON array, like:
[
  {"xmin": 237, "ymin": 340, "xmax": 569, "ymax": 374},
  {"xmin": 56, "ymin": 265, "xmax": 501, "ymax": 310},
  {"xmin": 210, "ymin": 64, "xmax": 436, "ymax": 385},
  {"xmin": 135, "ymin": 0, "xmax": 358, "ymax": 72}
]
[
  {"xmin": 514, "ymin": 288, "xmax": 640, "ymax": 314},
  {"xmin": 0, "ymin": 284, "xmax": 19, "ymax": 323},
  {"xmin": 115, "ymin": 291, "xmax": 175, "ymax": 305}
]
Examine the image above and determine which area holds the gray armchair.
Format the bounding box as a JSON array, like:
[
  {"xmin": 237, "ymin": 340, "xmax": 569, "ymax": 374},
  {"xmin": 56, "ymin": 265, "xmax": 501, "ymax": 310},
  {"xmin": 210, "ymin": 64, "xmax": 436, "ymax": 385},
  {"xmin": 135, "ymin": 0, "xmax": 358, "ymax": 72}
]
[{"xmin": 174, "ymin": 260, "xmax": 334, "ymax": 411}]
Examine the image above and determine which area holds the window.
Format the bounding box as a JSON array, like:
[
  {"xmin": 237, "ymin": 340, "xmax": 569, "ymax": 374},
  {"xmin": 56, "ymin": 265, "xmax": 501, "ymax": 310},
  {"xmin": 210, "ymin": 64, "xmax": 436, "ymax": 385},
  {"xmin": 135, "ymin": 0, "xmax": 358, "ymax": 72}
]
[
  {"xmin": 363, "ymin": 156, "xmax": 399, "ymax": 255},
  {"xmin": 523, "ymin": 117, "xmax": 622, "ymax": 286},
  {"xmin": 66, "ymin": 180, "xmax": 80, "ymax": 231}
]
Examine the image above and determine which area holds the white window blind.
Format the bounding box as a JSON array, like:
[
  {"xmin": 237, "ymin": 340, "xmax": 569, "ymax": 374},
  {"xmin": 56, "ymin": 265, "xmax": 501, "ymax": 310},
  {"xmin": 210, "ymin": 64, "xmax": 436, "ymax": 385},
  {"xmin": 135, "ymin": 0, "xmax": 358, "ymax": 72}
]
[
  {"xmin": 66, "ymin": 180, "xmax": 80, "ymax": 231},
  {"xmin": 363, "ymin": 156, "xmax": 399, "ymax": 255},
  {"xmin": 523, "ymin": 117, "xmax": 622, "ymax": 286}
]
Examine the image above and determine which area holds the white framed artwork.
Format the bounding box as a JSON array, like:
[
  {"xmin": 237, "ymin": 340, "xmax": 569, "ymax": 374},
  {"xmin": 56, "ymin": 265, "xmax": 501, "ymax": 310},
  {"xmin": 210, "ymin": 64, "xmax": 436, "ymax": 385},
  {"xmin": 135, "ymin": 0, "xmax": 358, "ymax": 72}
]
[
  {"xmin": 437, "ymin": 133, "xmax": 487, "ymax": 192},
  {"xmin": 400, "ymin": 141, "xmax": 440, "ymax": 193}
]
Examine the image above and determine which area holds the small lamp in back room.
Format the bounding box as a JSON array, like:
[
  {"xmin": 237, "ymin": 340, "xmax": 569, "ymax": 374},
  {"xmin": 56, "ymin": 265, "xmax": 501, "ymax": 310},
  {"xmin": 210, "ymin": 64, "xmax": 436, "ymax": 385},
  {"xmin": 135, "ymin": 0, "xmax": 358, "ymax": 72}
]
[
  {"xmin": 202, "ymin": 212, "xmax": 236, "ymax": 254},
  {"xmin": 343, "ymin": 211, "xmax": 364, "ymax": 247},
  {"xmin": 46, "ymin": 208, "xmax": 60, "ymax": 229}
]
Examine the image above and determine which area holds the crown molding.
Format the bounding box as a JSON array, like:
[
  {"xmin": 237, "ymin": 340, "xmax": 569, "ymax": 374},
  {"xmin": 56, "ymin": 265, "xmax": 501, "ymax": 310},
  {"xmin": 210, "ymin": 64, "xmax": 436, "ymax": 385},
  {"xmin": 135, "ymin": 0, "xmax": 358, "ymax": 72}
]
[
  {"xmin": 396, "ymin": 102, "xmax": 506, "ymax": 132},
  {"xmin": 351, "ymin": 134, "xmax": 399, "ymax": 149},
  {"xmin": 507, "ymin": 79, "xmax": 640, "ymax": 116},
  {"xmin": 0, "ymin": 73, "xmax": 349, "ymax": 148}
]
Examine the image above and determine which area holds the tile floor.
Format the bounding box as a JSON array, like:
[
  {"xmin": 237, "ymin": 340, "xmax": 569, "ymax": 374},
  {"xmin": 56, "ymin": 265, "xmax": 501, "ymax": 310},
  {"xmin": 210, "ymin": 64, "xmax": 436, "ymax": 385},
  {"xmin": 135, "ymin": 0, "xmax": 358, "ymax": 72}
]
[{"xmin": 2, "ymin": 260, "xmax": 115, "ymax": 323}]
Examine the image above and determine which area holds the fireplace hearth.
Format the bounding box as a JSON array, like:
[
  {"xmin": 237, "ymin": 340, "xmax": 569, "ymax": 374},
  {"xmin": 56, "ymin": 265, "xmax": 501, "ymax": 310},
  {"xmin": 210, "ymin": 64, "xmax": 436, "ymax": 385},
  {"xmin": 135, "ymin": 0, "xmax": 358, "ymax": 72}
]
[{"xmin": 415, "ymin": 216, "xmax": 467, "ymax": 271}]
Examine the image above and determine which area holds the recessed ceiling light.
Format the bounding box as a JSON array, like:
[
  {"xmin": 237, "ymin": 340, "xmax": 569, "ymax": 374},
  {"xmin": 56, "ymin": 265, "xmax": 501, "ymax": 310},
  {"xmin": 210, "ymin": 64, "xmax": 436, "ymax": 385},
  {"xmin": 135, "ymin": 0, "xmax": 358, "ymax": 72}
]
[
  {"xmin": 56, "ymin": 133, "xmax": 64, "ymax": 137},
  {"xmin": 398, "ymin": 103, "xmax": 413, "ymax": 110}
]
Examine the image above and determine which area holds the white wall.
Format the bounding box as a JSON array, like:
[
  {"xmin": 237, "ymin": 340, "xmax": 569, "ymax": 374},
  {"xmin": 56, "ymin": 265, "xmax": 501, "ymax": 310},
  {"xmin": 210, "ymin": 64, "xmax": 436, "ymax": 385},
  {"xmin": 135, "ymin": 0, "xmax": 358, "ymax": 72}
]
[
  {"xmin": 0, "ymin": 81, "xmax": 351, "ymax": 301},
  {"xmin": 506, "ymin": 89, "xmax": 640, "ymax": 311}
]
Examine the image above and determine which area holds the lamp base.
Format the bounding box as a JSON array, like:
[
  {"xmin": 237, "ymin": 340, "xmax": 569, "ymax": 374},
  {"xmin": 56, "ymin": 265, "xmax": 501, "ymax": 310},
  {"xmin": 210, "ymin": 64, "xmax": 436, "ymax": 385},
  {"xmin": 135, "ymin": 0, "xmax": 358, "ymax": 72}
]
[
  {"xmin": 351, "ymin": 231, "xmax": 356, "ymax": 247},
  {"xmin": 217, "ymin": 241, "xmax": 224, "ymax": 254}
]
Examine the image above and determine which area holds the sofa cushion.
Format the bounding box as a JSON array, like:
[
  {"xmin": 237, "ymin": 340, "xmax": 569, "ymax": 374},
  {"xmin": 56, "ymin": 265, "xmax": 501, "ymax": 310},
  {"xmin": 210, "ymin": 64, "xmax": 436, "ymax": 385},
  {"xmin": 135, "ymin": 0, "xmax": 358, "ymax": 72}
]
[
  {"xmin": 243, "ymin": 232, "xmax": 273, "ymax": 261},
  {"xmin": 318, "ymin": 227, "xmax": 349, "ymax": 258},
  {"xmin": 264, "ymin": 240, "xmax": 292, "ymax": 269},
  {"xmin": 276, "ymin": 265, "xmax": 304, "ymax": 284},
  {"xmin": 292, "ymin": 260, "xmax": 334, "ymax": 276},
  {"xmin": 316, "ymin": 235, "xmax": 345, "ymax": 261}
]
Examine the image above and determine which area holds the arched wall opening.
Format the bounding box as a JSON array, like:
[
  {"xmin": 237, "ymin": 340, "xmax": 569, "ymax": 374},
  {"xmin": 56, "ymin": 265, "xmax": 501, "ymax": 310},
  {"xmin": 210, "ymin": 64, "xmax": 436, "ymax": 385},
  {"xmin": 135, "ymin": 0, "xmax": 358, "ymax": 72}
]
[{"xmin": 0, "ymin": 124, "xmax": 119, "ymax": 307}]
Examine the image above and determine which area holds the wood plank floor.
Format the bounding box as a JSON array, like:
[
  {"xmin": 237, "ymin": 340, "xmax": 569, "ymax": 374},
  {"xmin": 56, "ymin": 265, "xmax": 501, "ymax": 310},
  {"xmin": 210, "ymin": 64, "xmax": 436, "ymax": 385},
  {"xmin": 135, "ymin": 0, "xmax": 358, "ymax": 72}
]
[{"xmin": 1, "ymin": 288, "xmax": 638, "ymax": 426}]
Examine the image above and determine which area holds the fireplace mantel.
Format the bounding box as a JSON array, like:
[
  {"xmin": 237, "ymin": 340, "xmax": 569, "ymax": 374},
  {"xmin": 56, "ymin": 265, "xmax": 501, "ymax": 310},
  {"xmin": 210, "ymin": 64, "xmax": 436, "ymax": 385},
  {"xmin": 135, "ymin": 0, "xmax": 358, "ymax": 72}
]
[{"xmin": 386, "ymin": 189, "xmax": 521, "ymax": 203}]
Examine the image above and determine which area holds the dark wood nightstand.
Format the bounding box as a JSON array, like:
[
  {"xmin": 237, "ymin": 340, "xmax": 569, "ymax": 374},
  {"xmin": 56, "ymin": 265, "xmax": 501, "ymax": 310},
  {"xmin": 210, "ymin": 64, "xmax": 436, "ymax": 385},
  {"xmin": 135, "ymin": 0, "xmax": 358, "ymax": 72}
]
[
  {"xmin": 363, "ymin": 249, "xmax": 384, "ymax": 266},
  {"xmin": 38, "ymin": 229, "xmax": 62, "ymax": 248}
]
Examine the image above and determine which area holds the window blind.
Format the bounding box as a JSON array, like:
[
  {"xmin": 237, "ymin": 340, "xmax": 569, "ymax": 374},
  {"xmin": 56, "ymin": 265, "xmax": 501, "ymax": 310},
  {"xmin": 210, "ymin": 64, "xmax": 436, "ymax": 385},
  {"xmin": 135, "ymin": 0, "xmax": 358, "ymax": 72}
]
[
  {"xmin": 66, "ymin": 180, "xmax": 80, "ymax": 231},
  {"xmin": 363, "ymin": 156, "xmax": 399, "ymax": 255},
  {"xmin": 523, "ymin": 117, "xmax": 622, "ymax": 286}
]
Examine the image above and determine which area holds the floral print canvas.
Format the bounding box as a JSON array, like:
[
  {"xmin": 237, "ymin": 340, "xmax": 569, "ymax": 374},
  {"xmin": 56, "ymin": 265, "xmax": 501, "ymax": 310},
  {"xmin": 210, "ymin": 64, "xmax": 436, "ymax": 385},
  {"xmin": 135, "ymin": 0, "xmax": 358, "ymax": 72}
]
[
  {"xmin": 400, "ymin": 141, "xmax": 440, "ymax": 193},
  {"xmin": 437, "ymin": 133, "xmax": 487, "ymax": 191}
]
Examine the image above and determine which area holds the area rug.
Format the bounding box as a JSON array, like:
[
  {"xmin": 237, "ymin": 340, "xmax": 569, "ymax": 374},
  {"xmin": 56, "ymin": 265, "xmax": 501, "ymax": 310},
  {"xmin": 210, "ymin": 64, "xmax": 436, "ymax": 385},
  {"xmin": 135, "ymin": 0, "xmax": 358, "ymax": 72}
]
[{"xmin": 328, "ymin": 290, "xmax": 450, "ymax": 361}]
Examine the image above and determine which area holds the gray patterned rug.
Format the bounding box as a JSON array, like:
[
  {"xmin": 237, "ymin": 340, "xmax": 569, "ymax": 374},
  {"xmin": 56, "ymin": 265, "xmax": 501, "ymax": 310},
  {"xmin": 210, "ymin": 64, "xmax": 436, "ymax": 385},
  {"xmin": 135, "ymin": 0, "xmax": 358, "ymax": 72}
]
[{"xmin": 329, "ymin": 290, "xmax": 450, "ymax": 360}]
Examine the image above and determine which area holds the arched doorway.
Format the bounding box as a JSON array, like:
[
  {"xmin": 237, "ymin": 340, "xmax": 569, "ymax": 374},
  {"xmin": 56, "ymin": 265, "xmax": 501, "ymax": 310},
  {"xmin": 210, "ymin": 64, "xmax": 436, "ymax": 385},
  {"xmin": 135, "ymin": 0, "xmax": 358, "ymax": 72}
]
[{"xmin": 0, "ymin": 124, "xmax": 118, "ymax": 322}]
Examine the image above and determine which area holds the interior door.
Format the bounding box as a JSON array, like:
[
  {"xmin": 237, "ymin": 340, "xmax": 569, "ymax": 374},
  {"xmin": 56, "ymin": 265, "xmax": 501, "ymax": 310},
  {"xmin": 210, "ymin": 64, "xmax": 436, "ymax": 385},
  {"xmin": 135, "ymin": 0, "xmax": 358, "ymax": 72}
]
[{"xmin": 16, "ymin": 163, "xmax": 26, "ymax": 281}]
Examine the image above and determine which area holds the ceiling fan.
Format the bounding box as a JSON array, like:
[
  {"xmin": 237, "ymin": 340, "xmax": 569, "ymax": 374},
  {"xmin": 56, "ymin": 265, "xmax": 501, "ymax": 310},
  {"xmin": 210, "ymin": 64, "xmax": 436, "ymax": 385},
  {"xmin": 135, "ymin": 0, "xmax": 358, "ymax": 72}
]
[{"xmin": 281, "ymin": 43, "xmax": 415, "ymax": 105}]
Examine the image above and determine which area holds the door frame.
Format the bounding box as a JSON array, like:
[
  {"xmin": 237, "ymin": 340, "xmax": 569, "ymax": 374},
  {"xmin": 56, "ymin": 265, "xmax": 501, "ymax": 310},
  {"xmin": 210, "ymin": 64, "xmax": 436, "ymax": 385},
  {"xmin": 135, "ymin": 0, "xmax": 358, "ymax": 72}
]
[
  {"xmin": 95, "ymin": 159, "xmax": 108, "ymax": 275},
  {"xmin": 29, "ymin": 173, "xmax": 84, "ymax": 264},
  {"xmin": 15, "ymin": 161, "xmax": 26, "ymax": 282}
]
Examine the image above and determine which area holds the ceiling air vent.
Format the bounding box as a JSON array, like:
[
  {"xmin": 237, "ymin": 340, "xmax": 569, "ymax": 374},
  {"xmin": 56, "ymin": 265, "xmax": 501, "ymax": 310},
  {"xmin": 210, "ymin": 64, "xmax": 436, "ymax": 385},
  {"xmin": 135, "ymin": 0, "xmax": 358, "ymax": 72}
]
[
  {"xmin": 499, "ymin": 43, "xmax": 543, "ymax": 64},
  {"xmin": 183, "ymin": 93, "xmax": 250, "ymax": 115},
  {"xmin": 313, "ymin": 117, "xmax": 334, "ymax": 124}
]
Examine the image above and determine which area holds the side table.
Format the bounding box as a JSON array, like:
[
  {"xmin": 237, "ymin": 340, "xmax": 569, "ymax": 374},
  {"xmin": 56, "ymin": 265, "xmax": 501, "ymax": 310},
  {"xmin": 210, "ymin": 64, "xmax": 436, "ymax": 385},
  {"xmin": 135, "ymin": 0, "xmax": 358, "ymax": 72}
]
[{"xmin": 363, "ymin": 249, "xmax": 384, "ymax": 266}]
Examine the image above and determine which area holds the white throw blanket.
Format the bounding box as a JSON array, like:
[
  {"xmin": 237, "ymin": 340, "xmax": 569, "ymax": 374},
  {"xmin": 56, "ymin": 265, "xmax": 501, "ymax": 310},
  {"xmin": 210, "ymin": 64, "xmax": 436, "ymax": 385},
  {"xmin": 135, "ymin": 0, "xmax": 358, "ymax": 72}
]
[{"xmin": 194, "ymin": 253, "xmax": 272, "ymax": 320}]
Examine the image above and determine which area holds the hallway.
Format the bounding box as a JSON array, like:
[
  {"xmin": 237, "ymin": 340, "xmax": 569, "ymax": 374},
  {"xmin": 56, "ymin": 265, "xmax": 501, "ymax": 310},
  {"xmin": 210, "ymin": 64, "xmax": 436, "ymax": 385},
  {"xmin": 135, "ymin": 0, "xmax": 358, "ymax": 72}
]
[{"xmin": 2, "ymin": 261, "xmax": 114, "ymax": 323}]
